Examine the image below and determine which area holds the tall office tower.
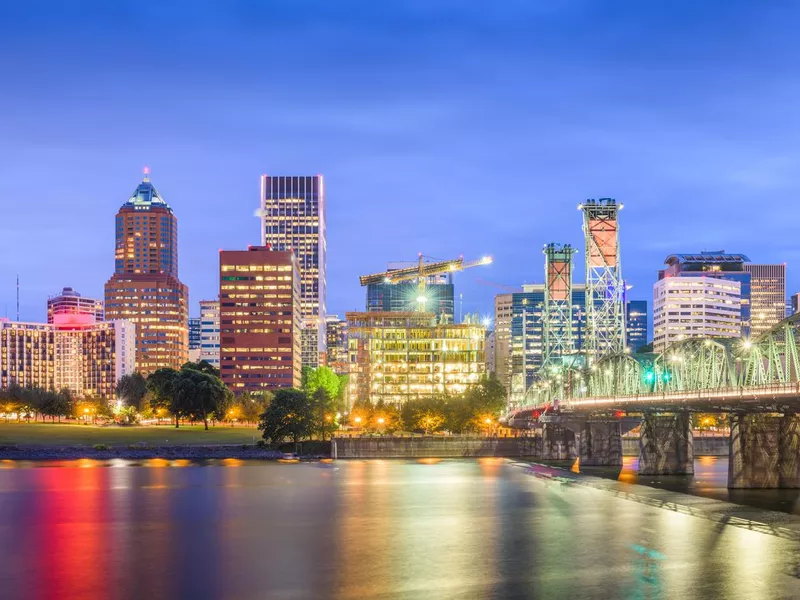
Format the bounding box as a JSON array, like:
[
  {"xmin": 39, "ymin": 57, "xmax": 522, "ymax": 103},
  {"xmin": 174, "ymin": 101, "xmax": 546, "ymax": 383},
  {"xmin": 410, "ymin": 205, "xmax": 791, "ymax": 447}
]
[
  {"xmin": 346, "ymin": 312, "xmax": 485, "ymax": 405},
  {"xmin": 366, "ymin": 272, "xmax": 455, "ymax": 322},
  {"xmin": 219, "ymin": 246, "xmax": 302, "ymax": 392},
  {"xmin": 652, "ymin": 277, "xmax": 741, "ymax": 352},
  {"xmin": 104, "ymin": 170, "xmax": 189, "ymax": 374},
  {"xmin": 744, "ymin": 263, "xmax": 786, "ymax": 336},
  {"xmin": 325, "ymin": 315, "xmax": 348, "ymax": 374},
  {"xmin": 261, "ymin": 175, "xmax": 326, "ymax": 369},
  {"xmin": 580, "ymin": 199, "xmax": 626, "ymax": 360},
  {"xmin": 626, "ymin": 300, "xmax": 648, "ymax": 352},
  {"xmin": 1, "ymin": 319, "xmax": 134, "ymax": 399},
  {"xmin": 188, "ymin": 317, "xmax": 201, "ymax": 362},
  {"xmin": 508, "ymin": 284, "xmax": 587, "ymax": 407},
  {"xmin": 493, "ymin": 293, "xmax": 513, "ymax": 394},
  {"xmin": 659, "ymin": 251, "xmax": 751, "ymax": 336},
  {"xmin": 199, "ymin": 300, "xmax": 221, "ymax": 368},
  {"xmin": 47, "ymin": 287, "xmax": 104, "ymax": 324}
]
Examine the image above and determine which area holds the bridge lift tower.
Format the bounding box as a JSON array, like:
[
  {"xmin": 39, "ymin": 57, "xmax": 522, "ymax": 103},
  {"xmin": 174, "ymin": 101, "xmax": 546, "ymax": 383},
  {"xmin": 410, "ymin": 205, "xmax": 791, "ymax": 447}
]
[
  {"xmin": 579, "ymin": 199, "xmax": 626, "ymax": 361},
  {"xmin": 542, "ymin": 243, "xmax": 577, "ymax": 368}
]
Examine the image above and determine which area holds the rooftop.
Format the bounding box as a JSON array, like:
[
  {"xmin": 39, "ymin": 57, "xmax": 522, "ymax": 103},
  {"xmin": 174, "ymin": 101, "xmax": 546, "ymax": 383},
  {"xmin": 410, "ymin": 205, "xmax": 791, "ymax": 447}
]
[
  {"xmin": 665, "ymin": 251, "xmax": 750, "ymax": 266},
  {"xmin": 121, "ymin": 170, "xmax": 171, "ymax": 211}
]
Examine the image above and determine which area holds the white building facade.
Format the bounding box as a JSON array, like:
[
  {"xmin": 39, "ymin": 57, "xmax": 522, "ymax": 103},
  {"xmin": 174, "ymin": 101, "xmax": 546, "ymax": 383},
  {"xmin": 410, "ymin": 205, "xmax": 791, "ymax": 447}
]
[{"xmin": 653, "ymin": 277, "xmax": 741, "ymax": 352}]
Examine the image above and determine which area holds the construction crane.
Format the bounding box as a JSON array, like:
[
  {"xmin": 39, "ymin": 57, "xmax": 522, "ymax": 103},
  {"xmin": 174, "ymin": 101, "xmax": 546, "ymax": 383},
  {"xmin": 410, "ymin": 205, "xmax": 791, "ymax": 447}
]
[{"xmin": 360, "ymin": 254, "xmax": 493, "ymax": 312}]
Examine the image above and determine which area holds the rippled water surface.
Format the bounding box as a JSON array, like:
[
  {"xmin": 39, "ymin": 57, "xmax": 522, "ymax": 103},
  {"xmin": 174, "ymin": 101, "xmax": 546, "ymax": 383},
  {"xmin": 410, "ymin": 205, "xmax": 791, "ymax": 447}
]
[{"xmin": 0, "ymin": 458, "xmax": 798, "ymax": 599}]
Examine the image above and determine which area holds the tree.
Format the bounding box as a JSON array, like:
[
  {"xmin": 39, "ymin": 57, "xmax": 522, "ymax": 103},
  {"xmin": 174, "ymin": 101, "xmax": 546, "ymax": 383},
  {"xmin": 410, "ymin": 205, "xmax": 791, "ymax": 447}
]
[
  {"xmin": 116, "ymin": 372, "xmax": 148, "ymax": 411},
  {"xmin": 311, "ymin": 387, "xmax": 338, "ymax": 440},
  {"xmin": 372, "ymin": 400, "xmax": 401, "ymax": 433},
  {"xmin": 349, "ymin": 399, "xmax": 374, "ymax": 429},
  {"xmin": 258, "ymin": 388, "xmax": 314, "ymax": 446},
  {"xmin": 147, "ymin": 368, "xmax": 181, "ymax": 427},
  {"xmin": 304, "ymin": 366, "xmax": 341, "ymax": 400},
  {"xmin": 417, "ymin": 409, "xmax": 445, "ymax": 435},
  {"xmin": 173, "ymin": 368, "xmax": 232, "ymax": 430},
  {"xmin": 182, "ymin": 360, "xmax": 221, "ymax": 379}
]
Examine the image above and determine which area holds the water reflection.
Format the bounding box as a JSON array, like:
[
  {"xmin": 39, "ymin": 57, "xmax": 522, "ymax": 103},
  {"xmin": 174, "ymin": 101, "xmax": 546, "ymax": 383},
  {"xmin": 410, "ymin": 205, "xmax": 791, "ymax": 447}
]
[{"xmin": 0, "ymin": 459, "xmax": 797, "ymax": 599}]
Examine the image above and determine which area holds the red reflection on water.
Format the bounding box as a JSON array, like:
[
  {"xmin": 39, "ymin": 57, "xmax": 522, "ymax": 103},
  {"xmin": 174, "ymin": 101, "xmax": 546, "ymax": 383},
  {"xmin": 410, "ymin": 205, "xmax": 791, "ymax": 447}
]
[{"xmin": 33, "ymin": 465, "xmax": 111, "ymax": 600}]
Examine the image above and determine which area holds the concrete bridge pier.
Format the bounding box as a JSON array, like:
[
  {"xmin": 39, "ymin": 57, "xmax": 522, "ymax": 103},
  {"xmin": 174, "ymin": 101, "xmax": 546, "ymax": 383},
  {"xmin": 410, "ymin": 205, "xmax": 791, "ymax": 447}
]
[
  {"xmin": 579, "ymin": 421, "xmax": 623, "ymax": 466},
  {"xmin": 541, "ymin": 423, "xmax": 577, "ymax": 460},
  {"xmin": 638, "ymin": 412, "xmax": 694, "ymax": 475},
  {"xmin": 729, "ymin": 413, "xmax": 800, "ymax": 489}
]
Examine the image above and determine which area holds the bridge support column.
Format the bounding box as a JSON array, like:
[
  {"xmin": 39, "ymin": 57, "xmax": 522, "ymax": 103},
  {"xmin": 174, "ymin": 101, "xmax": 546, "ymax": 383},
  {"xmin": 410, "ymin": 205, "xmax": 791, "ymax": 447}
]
[
  {"xmin": 729, "ymin": 414, "xmax": 800, "ymax": 489},
  {"xmin": 541, "ymin": 423, "xmax": 577, "ymax": 460},
  {"xmin": 638, "ymin": 412, "xmax": 693, "ymax": 475},
  {"xmin": 579, "ymin": 421, "xmax": 623, "ymax": 466}
]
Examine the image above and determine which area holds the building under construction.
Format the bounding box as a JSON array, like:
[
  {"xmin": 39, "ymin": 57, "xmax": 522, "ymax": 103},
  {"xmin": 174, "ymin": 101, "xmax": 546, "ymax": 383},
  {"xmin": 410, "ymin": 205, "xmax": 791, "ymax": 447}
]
[{"xmin": 346, "ymin": 311, "xmax": 485, "ymax": 405}]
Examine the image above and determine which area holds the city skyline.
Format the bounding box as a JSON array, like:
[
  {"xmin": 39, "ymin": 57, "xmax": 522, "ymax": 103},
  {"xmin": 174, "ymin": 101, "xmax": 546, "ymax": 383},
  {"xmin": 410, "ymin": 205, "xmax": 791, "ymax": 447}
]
[{"xmin": 3, "ymin": 2, "xmax": 800, "ymax": 324}]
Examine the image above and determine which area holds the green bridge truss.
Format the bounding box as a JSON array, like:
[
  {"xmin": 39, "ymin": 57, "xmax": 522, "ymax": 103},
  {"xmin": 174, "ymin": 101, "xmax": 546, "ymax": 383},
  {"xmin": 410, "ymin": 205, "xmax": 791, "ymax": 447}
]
[{"xmin": 521, "ymin": 313, "xmax": 800, "ymax": 408}]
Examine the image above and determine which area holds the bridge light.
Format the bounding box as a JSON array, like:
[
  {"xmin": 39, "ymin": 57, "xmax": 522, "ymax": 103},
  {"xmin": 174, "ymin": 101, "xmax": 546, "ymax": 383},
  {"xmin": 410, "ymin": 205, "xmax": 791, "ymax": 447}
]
[
  {"xmin": 644, "ymin": 370, "xmax": 655, "ymax": 383},
  {"xmin": 742, "ymin": 339, "xmax": 752, "ymax": 350},
  {"xmin": 662, "ymin": 372, "xmax": 671, "ymax": 383}
]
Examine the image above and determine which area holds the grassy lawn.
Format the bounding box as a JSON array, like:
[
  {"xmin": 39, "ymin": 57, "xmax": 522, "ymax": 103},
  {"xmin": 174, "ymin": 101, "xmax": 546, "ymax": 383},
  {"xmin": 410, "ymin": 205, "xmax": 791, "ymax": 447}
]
[{"xmin": 0, "ymin": 422, "xmax": 262, "ymax": 447}]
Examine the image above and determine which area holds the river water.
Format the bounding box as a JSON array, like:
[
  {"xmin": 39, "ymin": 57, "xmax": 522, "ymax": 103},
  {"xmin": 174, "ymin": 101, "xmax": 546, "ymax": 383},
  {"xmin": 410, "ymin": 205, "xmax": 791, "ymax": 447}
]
[{"xmin": 1, "ymin": 458, "xmax": 798, "ymax": 599}]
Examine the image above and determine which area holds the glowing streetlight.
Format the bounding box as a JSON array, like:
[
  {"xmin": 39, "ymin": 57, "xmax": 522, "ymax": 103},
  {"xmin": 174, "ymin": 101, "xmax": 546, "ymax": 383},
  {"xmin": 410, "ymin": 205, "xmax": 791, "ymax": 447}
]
[
  {"xmin": 377, "ymin": 417, "xmax": 385, "ymax": 425},
  {"xmin": 354, "ymin": 416, "xmax": 362, "ymax": 424}
]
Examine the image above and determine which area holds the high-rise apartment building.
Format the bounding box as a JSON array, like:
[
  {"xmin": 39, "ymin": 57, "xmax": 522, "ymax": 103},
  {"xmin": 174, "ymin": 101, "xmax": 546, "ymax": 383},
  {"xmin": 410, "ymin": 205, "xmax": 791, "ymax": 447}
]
[
  {"xmin": 659, "ymin": 252, "xmax": 750, "ymax": 336},
  {"xmin": 219, "ymin": 246, "xmax": 302, "ymax": 392},
  {"xmin": 325, "ymin": 315, "xmax": 348, "ymax": 374},
  {"xmin": 744, "ymin": 263, "xmax": 786, "ymax": 336},
  {"xmin": 346, "ymin": 312, "xmax": 485, "ymax": 405},
  {"xmin": 0, "ymin": 318, "xmax": 135, "ymax": 399},
  {"xmin": 260, "ymin": 175, "xmax": 326, "ymax": 369},
  {"xmin": 652, "ymin": 277, "xmax": 741, "ymax": 352},
  {"xmin": 199, "ymin": 300, "xmax": 220, "ymax": 368},
  {"xmin": 104, "ymin": 171, "xmax": 189, "ymax": 374},
  {"xmin": 47, "ymin": 287, "xmax": 104, "ymax": 324},
  {"xmin": 485, "ymin": 330, "xmax": 496, "ymax": 375},
  {"xmin": 509, "ymin": 284, "xmax": 587, "ymax": 407},
  {"xmin": 626, "ymin": 300, "xmax": 648, "ymax": 352},
  {"xmin": 493, "ymin": 293, "xmax": 513, "ymax": 393}
]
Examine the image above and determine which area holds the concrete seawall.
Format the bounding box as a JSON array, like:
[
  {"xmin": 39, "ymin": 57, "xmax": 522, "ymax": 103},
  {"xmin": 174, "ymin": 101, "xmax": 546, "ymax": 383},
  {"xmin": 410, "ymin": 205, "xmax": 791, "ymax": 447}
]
[
  {"xmin": 332, "ymin": 436, "xmax": 539, "ymax": 459},
  {"xmin": 623, "ymin": 436, "xmax": 728, "ymax": 457},
  {"xmin": 332, "ymin": 435, "xmax": 730, "ymax": 459}
]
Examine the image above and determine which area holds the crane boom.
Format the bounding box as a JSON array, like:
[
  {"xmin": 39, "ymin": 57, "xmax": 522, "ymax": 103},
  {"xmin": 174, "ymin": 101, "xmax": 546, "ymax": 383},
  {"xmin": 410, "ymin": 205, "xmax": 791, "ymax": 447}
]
[{"xmin": 359, "ymin": 254, "xmax": 493, "ymax": 313}]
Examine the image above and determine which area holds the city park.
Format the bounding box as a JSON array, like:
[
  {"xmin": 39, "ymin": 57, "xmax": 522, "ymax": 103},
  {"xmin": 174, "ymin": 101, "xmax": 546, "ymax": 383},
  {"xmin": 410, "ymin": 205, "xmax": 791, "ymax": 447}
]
[{"xmin": 0, "ymin": 360, "xmax": 510, "ymax": 449}]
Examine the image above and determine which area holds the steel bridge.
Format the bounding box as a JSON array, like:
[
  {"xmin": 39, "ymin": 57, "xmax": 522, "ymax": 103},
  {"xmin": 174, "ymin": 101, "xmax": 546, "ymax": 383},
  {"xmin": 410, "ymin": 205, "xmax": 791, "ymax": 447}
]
[{"xmin": 505, "ymin": 314, "xmax": 800, "ymax": 489}]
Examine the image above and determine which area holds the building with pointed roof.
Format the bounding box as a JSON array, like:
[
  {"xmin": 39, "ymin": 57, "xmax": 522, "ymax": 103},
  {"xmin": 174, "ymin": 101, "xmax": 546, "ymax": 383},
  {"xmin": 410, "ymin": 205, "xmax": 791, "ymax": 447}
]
[{"xmin": 104, "ymin": 169, "xmax": 188, "ymax": 373}]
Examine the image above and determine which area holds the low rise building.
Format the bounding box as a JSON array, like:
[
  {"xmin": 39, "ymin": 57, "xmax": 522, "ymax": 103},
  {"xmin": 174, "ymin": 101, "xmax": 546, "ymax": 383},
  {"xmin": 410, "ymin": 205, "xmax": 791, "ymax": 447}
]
[
  {"xmin": 346, "ymin": 311, "xmax": 485, "ymax": 405},
  {"xmin": 0, "ymin": 317, "xmax": 135, "ymax": 399}
]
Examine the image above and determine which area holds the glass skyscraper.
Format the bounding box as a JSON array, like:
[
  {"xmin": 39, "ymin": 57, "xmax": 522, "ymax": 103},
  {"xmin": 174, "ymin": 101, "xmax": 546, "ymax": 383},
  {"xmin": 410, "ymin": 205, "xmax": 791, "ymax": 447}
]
[
  {"xmin": 625, "ymin": 300, "xmax": 648, "ymax": 352},
  {"xmin": 261, "ymin": 175, "xmax": 326, "ymax": 369},
  {"xmin": 366, "ymin": 274, "xmax": 455, "ymax": 322},
  {"xmin": 509, "ymin": 284, "xmax": 586, "ymax": 406}
]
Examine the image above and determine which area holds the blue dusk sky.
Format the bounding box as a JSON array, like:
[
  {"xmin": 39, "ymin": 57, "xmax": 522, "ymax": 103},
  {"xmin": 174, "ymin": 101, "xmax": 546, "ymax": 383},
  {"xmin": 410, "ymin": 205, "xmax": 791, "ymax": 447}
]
[{"xmin": 2, "ymin": 1, "xmax": 800, "ymax": 325}]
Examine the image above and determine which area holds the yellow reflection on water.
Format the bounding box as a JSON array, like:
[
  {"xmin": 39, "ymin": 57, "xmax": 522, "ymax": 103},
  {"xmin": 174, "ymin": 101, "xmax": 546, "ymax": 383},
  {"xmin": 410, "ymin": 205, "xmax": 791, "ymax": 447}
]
[
  {"xmin": 146, "ymin": 458, "xmax": 169, "ymax": 468},
  {"xmin": 171, "ymin": 459, "xmax": 191, "ymax": 468},
  {"xmin": 221, "ymin": 458, "xmax": 243, "ymax": 467},
  {"xmin": 417, "ymin": 458, "xmax": 441, "ymax": 465}
]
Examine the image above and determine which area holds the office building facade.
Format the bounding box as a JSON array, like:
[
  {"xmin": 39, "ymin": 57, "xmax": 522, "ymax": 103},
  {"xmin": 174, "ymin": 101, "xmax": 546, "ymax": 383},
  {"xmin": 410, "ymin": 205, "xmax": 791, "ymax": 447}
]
[
  {"xmin": 261, "ymin": 175, "xmax": 326, "ymax": 369},
  {"xmin": 219, "ymin": 246, "xmax": 302, "ymax": 392},
  {"xmin": 199, "ymin": 300, "xmax": 220, "ymax": 368},
  {"xmin": 493, "ymin": 293, "xmax": 513, "ymax": 393},
  {"xmin": 652, "ymin": 277, "xmax": 741, "ymax": 352},
  {"xmin": 47, "ymin": 287, "xmax": 104, "ymax": 324},
  {"xmin": 659, "ymin": 252, "xmax": 750, "ymax": 336},
  {"xmin": 346, "ymin": 312, "xmax": 485, "ymax": 405},
  {"xmin": 509, "ymin": 284, "xmax": 586, "ymax": 407},
  {"xmin": 325, "ymin": 315, "xmax": 348, "ymax": 374},
  {"xmin": 104, "ymin": 172, "xmax": 189, "ymax": 374},
  {"xmin": 744, "ymin": 263, "xmax": 786, "ymax": 337},
  {"xmin": 366, "ymin": 273, "xmax": 455, "ymax": 322},
  {"xmin": 626, "ymin": 300, "xmax": 648, "ymax": 352}
]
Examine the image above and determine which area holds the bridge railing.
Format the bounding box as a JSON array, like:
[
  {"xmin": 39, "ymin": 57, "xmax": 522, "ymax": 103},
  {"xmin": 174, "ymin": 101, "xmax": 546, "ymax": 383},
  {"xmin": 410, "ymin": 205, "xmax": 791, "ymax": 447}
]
[{"xmin": 510, "ymin": 382, "xmax": 800, "ymax": 415}]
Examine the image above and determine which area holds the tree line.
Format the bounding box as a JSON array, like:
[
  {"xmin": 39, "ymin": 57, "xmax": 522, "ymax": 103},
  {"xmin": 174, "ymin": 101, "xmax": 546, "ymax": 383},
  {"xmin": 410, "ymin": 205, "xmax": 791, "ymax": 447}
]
[{"xmin": 0, "ymin": 385, "xmax": 110, "ymax": 422}]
